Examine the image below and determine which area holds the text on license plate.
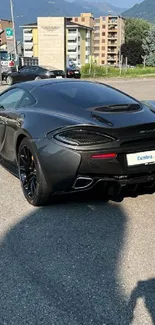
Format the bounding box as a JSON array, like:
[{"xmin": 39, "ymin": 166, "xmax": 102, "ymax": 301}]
[
  {"xmin": 56, "ymin": 76, "xmax": 62, "ymax": 78},
  {"xmin": 127, "ymin": 150, "xmax": 155, "ymax": 166}
]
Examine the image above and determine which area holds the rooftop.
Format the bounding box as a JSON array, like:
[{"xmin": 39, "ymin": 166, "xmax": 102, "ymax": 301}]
[{"xmin": 20, "ymin": 19, "xmax": 93, "ymax": 30}]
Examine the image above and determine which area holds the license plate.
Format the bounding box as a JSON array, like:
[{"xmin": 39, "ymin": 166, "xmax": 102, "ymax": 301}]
[
  {"xmin": 56, "ymin": 76, "xmax": 62, "ymax": 79},
  {"xmin": 127, "ymin": 150, "xmax": 155, "ymax": 166},
  {"xmin": 1, "ymin": 61, "xmax": 8, "ymax": 66},
  {"xmin": 75, "ymin": 71, "xmax": 79, "ymax": 74}
]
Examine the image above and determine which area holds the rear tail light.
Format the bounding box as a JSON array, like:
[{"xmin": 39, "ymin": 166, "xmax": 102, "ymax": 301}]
[
  {"xmin": 47, "ymin": 127, "xmax": 116, "ymax": 146},
  {"xmin": 68, "ymin": 71, "xmax": 74, "ymax": 75},
  {"xmin": 91, "ymin": 153, "xmax": 117, "ymax": 159},
  {"xmin": 8, "ymin": 60, "xmax": 15, "ymax": 67}
]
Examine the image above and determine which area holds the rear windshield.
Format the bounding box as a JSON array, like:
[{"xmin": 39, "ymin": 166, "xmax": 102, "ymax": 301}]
[{"xmin": 41, "ymin": 81, "xmax": 138, "ymax": 110}]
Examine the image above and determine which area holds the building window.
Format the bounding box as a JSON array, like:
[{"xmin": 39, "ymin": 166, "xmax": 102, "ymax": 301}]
[
  {"xmin": 24, "ymin": 29, "xmax": 32, "ymax": 34},
  {"xmin": 102, "ymin": 53, "xmax": 105, "ymax": 57},
  {"xmin": 94, "ymin": 26, "xmax": 99, "ymax": 31},
  {"xmin": 82, "ymin": 18, "xmax": 85, "ymax": 22},
  {"xmin": 102, "ymin": 60, "xmax": 105, "ymax": 64},
  {"xmin": 102, "ymin": 32, "xmax": 105, "ymax": 36},
  {"xmin": 102, "ymin": 39, "xmax": 105, "ymax": 43},
  {"xmin": 102, "ymin": 46, "xmax": 105, "ymax": 50},
  {"xmin": 68, "ymin": 39, "xmax": 77, "ymax": 43},
  {"xmin": 95, "ymin": 18, "xmax": 100, "ymax": 23},
  {"xmin": 102, "ymin": 25, "xmax": 105, "ymax": 29},
  {"xmin": 94, "ymin": 47, "xmax": 100, "ymax": 51},
  {"xmin": 95, "ymin": 33, "xmax": 100, "ymax": 37},
  {"xmin": 68, "ymin": 49, "xmax": 77, "ymax": 52},
  {"xmin": 75, "ymin": 18, "xmax": 78, "ymax": 22},
  {"xmin": 94, "ymin": 40, "xmax": 99, "ymax": 44},
  {"xmin": 68, "ymin": 29, "xmax": 77, "ymax": 33},
  {"xmin": 102, "ymin": 17, "xmax": 106, "ymax": 21}
]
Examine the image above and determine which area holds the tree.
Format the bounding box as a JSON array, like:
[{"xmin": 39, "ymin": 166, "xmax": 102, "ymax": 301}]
[
  {"xmin": 125, "ymin": 18, "xmax": 151, "ymax": 43},
  {"xmin": 121, "ymin": 18, "xmax": 151, "ymax": 65},
  {"xmin": 142, "ymin": 25, "xmax": 155, "ymax": 66},
  {"xmin": 121, "ymin": 40, "xmax": 144, "ymax": 65}
]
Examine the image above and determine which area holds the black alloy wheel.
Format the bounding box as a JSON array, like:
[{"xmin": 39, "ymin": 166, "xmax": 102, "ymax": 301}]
[
  {"xmin": 18, "ymin": 138, "xmax": 51, "ymax": 206},
  {"xmin": 6, "ymin": 75, "xmax": 13, "ymax": 85},
  {"xmin": 19, "ymin": 144, "xmax": 37, "ymax": 199}
]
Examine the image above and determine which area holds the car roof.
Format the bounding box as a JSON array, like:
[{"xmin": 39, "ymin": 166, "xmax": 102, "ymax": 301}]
[{"xmin": 9, "ymin": 78, "xmax": 95, "ymax": 92}]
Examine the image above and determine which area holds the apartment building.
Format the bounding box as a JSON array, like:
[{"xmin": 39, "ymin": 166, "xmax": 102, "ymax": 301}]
[
  {"xmin": 94, "ymin": 15, "xmax": 125, "ymax": 66},
  {"xmin": 21, "ymin": 22, "xmax": 38, "ymax": 57},
  {"xmin": 71, "ymin": 13, "xmax": 94, "ymax": 28},
  {"xmin": 66, "ymin": 20, "xmax": 93, "ymax": 66},
  {"xmin": 21, "ymin": 18, "xmax": 93, "ymax": 67},
  {"xmin": 0, "ymin": 19, "xmax": 13, "ymax": 48}
]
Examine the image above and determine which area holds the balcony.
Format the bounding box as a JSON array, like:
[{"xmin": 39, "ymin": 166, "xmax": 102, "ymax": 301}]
[
  {"xmin": 67, "ymin": 43, "xmax": 77, "ymax": 49},
  {"xmin": 108, "ymin": 34, "xmax": 117, "ymax": 39},
  {"xmin": 107, "ymin": 56, "xmax": 117, "ymax": 61},
  {"xmin": 108, "ymin": 47, "xmax": 117, "ymax": 54},
  {"xmin": 24, "ymin": 34, "xmax": 33, "ymax": 42},
  {"xmin": 108, "ymin": 42, "xmax": 117, "ymax": 46},
  {"xmin": 24, "ymin": 50, "xmax": 33, "ymax": 57},
  {"xmin": 67, "ymin": 34, "xmax": 77, "ymax": 41},
  {"xmin": 108, "ymin": 28, "xmax": 118, "ymax": 32},
  {"xmin": 108, "ymin": 18, "xmax": 118, "ymax": 24},
  {"xmin": 24, "ymin": 29, "xmax": 33, "ymax": 35}
]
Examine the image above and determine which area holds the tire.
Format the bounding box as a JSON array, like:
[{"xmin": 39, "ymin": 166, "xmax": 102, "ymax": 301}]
[
  {"xmin": 17, "ymin": 138, "xmax": 51, "ymax": 206},
  {"xmin": 6, "ymin": 75, "xmax": 13, "ymax": 85}
]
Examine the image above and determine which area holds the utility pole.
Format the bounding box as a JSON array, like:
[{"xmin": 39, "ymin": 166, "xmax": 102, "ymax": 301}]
[
  {"xmin": 0, "ymin": 29, "xmax": 4, "ymax": 85},
  {"xmin": 118, "ymin": 16, "xmax": 123, "ymax": 78},
  {"xmin": 10, "ymin": 0, "xmax": 18, "ymax": 70}
]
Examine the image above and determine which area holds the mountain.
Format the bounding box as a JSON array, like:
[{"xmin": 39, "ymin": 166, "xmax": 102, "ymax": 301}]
[
  {"xmin": 76, "ymin": 1, "xmax": 126, "ymax": 15},
  {"xmin": 122, "ymin": 0, "xmax": 155, "ymax": 23},
  {"xmin": 1, "ymin": 0, "xmax": 126, "ymax": 40},
  {"xmin": 86, "ymin": 0, "xmax": 142, "ymax": 8}
]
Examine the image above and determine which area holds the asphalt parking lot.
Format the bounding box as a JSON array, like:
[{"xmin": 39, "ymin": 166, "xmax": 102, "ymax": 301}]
[{"xmin": 0, "ymin": 78, "xmax": 155, "ymax": 325}]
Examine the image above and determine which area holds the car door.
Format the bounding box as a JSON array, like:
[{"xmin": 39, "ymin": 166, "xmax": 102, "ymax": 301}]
[
  {"xmin": 20, "ymin": 66, "xmax": 40, "ymax": 81},
  {"xmin": 0, "ymin": 88, "xmax": 26, "ymax": 164},
  {"xmin": 19, "ymin": 67, "xmax": 33, "ymax": 82}
]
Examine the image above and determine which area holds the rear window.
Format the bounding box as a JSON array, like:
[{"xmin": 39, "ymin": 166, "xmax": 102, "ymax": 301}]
[{"xmin": 41, "ymin": 81, "xmax": 138, "ymax": 110}]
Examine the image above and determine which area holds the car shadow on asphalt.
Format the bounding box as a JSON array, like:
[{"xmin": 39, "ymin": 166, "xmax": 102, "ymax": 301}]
[{"xmin": 0, "ymin": 195, "xmax": 154, "ymax": 324}]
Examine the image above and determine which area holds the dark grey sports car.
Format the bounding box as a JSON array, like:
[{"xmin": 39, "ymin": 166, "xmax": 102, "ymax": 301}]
[
  {"xmin": 1, "ymin": 79, "xmax": 155, "ymax": 206},
  {"xmin": 5, "ymin": 65, "xmax": 65, "ymax": 85}
]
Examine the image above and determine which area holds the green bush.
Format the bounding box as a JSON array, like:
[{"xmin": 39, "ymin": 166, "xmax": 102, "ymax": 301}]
[{"xmin": 80, "ymin": 64, "xmax": 155, "ymax": 78}]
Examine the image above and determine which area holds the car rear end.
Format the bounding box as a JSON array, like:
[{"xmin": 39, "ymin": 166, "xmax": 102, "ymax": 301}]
[
  {"xmin": 67, "ymin": 68, "xmax": 81, "ymax": 79},
  {"xmin": 33, "ymin": 80, "xmax": 155, "ymax": 197},
  {"xmin": 49, "ymin": 69, "xmax": 65, "ymax": 79},
  {"xmin": 49, "ymin": 123, "xmax": 155, "ymax": 197}
]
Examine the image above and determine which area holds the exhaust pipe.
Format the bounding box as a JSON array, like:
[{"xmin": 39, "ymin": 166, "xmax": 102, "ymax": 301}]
[{"xmin": 73, "ymin": 176, "xmax": 94, "ymax": 190}]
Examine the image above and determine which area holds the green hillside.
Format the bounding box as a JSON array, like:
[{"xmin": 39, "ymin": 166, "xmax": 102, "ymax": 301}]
[{"xmin": 123, "ymin": 0, "xmax": 155, "ymax": 23}]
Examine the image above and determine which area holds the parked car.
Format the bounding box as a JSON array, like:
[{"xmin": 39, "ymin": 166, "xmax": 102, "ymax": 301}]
[
  {"xmin": 1, "ymin": 79, "xmax": 155, "ymax": 206},
  {"xmin": 5, "ymin": 65, "xmax": 65, "ymax": 85},
  {"xmin": 66, "ymin": 66, "xmax": 81, "ymax": 79}
]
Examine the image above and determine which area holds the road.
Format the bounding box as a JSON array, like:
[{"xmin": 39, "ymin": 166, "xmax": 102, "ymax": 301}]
[{"xmin": 0, "ymin": 79, "xmax": 155, "ymax": 325}]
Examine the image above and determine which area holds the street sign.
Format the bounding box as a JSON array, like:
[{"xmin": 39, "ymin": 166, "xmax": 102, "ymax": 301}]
[{"xmin": 5, "ymin": 28, "xmax": 14, "ymax": 39}]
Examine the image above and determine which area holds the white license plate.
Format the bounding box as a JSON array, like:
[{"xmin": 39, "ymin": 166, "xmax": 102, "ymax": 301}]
[
  {"xmin": 127, "ymin": 150, "xmax": 155, "ymax": 166},
  {"xmin": 56, "ymin": 76, "xmax": 62, "ymax": 79},
  {"xmin": 75, "ymin": 71, "xmax": 79, "ymax": 74},
  {"xmin": 1, "ymin": 61, "xmax": 8, "ymax": 66}
]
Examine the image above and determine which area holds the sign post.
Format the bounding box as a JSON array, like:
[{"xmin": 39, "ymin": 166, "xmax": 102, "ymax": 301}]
[
  {"xmin": 0, "ymin": 29, "xmax": 4, "ymax": 85},
  {"xmin": 5, "ymin": 27, "xmax": 14, "ymax": 39}
]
